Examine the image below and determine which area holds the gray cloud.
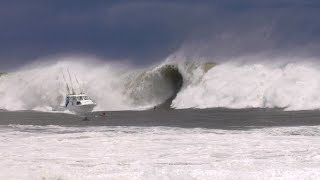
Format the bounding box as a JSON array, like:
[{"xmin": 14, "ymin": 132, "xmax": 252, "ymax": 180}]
[{"xmin": 1, "ymin": 0, "xmax": 320, "ymax": 70}]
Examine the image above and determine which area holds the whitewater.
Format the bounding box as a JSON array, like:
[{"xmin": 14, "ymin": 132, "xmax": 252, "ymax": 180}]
[
  {"xmin": 0, "ymin": 124, "xmax": 319, "ymax": 179},
  {"xmin": 1, "ymin": 56, "xmax": 320, "ymax": 111}
]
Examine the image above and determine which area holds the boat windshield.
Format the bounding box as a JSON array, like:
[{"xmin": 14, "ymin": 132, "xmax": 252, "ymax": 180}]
[
  {"xmin": 83, "ymin": 96, "xmax": 89, "ymax": 100},
  {"xmin": 76, "ymin": 96, "xmax": 89, "ymax": 100}
]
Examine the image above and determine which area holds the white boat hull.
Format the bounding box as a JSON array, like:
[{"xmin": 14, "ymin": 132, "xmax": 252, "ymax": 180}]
[
  {"xmin": 53, "ymin": 94, "xmax": 96, "ymax": 114},
  {"xmin": 67, "ymin": 104, "xmax": 95, "ymax": 113}
]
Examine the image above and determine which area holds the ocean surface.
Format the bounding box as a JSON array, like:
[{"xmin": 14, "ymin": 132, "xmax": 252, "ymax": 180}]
[
  {"xmin": 1, "ymin": 58, "xmax": 320, "ymax": 179},
  {"xmin": 0, "ymin": 108, "xmax": 319, "ymax": 179}
]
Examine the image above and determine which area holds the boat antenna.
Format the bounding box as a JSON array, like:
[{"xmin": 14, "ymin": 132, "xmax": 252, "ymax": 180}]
[
  {"xmin": 74, "ymin": 74, "xmax": 84, "ymax": 94},
  {"xmin": 62, "ymin": 71, "xmax": 70, "ymax": 94},
  {"xmin": 67, "ymin": 69, "xmax": 75, "ymax": 94}
]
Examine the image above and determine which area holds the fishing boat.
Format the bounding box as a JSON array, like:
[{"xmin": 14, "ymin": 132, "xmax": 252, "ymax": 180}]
[
  {"xmin": 54, "ymin": 69, "xmax": 96, "ymax": 114},
  {"xmin": 64, "ymin": 93, "xmax": 96, "ymax": 113}
]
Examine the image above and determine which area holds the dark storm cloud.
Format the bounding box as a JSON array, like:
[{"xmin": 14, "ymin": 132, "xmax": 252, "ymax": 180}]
[{"xmin": 1, "ymin": 0, "xmax": 320, "ymax": 69}]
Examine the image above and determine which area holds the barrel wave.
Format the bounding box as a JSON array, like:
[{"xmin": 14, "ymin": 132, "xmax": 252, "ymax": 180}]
[
  {"xmin": 124, "ymin": 64, "xmax": 183, "ymax": 109},
  {"xmin": 1, "ymin": 56, "xmax": 320, "ymax": 111}
]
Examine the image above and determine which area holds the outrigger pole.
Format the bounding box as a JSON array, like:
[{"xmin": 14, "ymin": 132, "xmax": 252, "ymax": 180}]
[
  {"xmin": 67, "ymin": 69, "xmax": 76, "ymax": 94},
  {"xmin": 74, "ymin": 74, "xmax": 84, "ymax": 94},
  {"xmin": 62, "ymin": 71, "xmax": 70, "ymax": 94}
]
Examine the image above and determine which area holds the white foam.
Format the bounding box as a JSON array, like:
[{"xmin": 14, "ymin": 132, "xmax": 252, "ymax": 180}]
[
  {"xmin": 173, "ymin": 58, "xmax": 320, "ymax": 110},
  {"xmin": 0, "ymin": 57, "xmax": 135, "ymax": 111},
  {"xmin": 0, "ymin": 125, "xmax": 319, "ymax": 179}
]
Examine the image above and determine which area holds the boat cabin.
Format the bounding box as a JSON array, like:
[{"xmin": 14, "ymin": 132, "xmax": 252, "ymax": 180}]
[{"xmin": 65, "ymin": 94, "xmax": 94, "ymax": 107}]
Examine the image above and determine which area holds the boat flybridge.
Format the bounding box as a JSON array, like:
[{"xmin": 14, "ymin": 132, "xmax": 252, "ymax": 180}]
[{"xmin": 65, "ymin": 94, "xmax": 96, "ymax": 114}]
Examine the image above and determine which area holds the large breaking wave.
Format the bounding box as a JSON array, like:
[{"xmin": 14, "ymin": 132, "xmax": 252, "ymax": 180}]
[
  {"xmin": 1, "ymin": 56, "xmax": 320, "ymax": 111},
  {"xmin": 173, "ymin": 58, "xmax": 320, "ymax": 111}
]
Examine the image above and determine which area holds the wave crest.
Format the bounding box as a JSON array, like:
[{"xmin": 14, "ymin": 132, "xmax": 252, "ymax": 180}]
[
  {"xmin": 173, "ymin": 61, "xmax": 320, "ymax": 110},
  {"xmin": 2, "ymin": 57, "xmax": 320, "ymax": 111}
]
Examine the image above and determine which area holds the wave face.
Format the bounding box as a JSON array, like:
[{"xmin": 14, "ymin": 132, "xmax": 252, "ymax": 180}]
[
  {"xmin": 2, "ymin": 56, "xmax": 320, "ymax": 111},
  {"xmin": 123, "ymin": 64, "xmax": 183, "ymax": 109}
]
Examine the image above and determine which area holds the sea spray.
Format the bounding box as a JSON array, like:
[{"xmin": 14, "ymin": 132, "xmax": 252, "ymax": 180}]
[
  {"xmin": 0, "ymin": 58, "xmax": 133, "ymax": 111},
  {"xmin": 2, "ymin": 56, "xmax": 320, "ymax": 111},
  {"xmin": 0, "ymin": 57, "xmax": 200, "ymax": 111},
  {"xmin": 172, "ymin": 59, "xmax": 320, "ymax": 110}
]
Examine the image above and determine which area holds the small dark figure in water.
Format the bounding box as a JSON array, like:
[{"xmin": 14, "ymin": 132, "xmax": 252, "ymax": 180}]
[
  {"xmin": 154, "ymin": 106, "xmax": 156, "ymax": 110},
  {"xmin": 82, "ymin": 117, "xmax": 90, "ymax": 121},
  {"xmin": 100, "ymin": 112, "xmax": 107, "ymax": 119},
  {"xmin": 94, "ymin": 112, "xmax": 108, "ymax": 119}
]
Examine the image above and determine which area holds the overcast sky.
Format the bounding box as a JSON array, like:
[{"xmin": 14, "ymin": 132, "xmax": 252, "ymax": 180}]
[{"xmin": 1, "ymin": 0, "xmax": 320, "ymax": 70}]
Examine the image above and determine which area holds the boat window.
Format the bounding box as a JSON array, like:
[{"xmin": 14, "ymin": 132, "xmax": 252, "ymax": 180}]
[{"xmin": 83, "ymin": 96, "xmax": 89, "ymax": 100}]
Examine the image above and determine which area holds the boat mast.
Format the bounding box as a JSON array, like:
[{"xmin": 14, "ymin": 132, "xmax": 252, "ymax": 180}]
[
  {"xmin": 62, "ymin": 71, "xmax": 70, "ymax": 94},
  {"xmin": 67, "ymin": 69, "xmax": 75, "ymax": 94},
  {"xmin": 74, "ymin": 74, "xmax": 84, "ymax": 94}
]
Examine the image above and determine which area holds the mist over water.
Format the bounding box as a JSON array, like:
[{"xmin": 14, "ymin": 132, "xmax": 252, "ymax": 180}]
[
  {"xmin": 0, "ymin": 58, "xmax": 134, "ymax": 111},
  {"xmin": 1, "ymin": 55, "xmax": 320, "ymax": 111},
  {"xmin": 0, "ymin": 57, "xmax": 200, "ymax": 111}
]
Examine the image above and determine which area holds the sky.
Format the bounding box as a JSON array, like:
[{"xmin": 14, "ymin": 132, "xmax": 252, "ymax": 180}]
[{"xmin": 1, "ymin": 0, "xmax": 320, "ymax": 70}]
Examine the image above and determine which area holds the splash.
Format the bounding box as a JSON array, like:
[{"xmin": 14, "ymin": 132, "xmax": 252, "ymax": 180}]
[
  {"xmin": 0, "ymin": 57, "xmax": 210, "ymax": 111},
  {"xmin": 0, "ymin": 57, "xmax": 133, "ymax": 111},
  {"xmin": 173, "ymin": 58, "xmax": 320, "ymax": 110},
  {"xmin": 2, "ymin": 56, "xmax": 320, "ymax": 111}
]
